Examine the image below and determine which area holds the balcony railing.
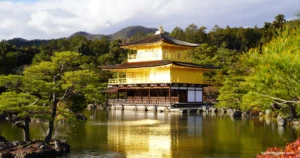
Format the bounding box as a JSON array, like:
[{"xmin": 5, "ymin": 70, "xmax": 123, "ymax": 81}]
[
  {"xmin": 128, "ymin": 54, "xmax": 137, "ymax": 60},
  {"xmin": 108, "ymin": 78, "xmax": 170, "ymax": 84},
  {"xmin": 108, "ymin": 98, "xmax": 177, "ymax": 105},
  {"xmin": 163, "ymin": 57, "xmax": 192, "ymax": 63},
  {"xmin": 108, "ymin": 78, "xmax": 213, "ymax": 85},
  {"xmin": 128, "ymin": 54, "xmax": 160, "ymax": 62}
]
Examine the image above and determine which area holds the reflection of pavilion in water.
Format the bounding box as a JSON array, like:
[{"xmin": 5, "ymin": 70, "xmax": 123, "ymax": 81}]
[{"xmin": 106, "ymin": 111, "xmax": 203, "ymax": 158}]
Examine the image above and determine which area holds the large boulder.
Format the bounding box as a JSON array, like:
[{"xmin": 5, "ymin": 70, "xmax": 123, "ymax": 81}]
[
  {"xmin": 265, "ymin": 109, "xmax": 272, "ymax": 117},
  {"xmin": 218, "ymin": 109, "xmax": 226, "ymax": 114},
  {"xmin": 87, "ymin": 104, "xmax": 97, "ymax": 110},
  {"xmin": 202, "ymin": 107, "xmax": 208, "ymax": 112},
  {"xmin": 291, "ymin": 119, "xmax": 300, "ymax": 128},
  {"xmin": 277, "ymin": 115, "xmax": 286, "ymax": 126},
  {"xmin": 228, "ymin": 110, "xmax": 242, "ymax": 117},
  {"xmin": 241, "ymin": 112, "xmax": 248, "ymax": 118},
  {"xmin": 226, "ymin": 109, "xmax": 234, "ymax": 115},
  {"xmin": 0, "ymin": 114, "xmax": 5, "ymax": 121},
  {"xmin": 209, "ymin": 108, "xmax": 217, "ymax": 113},
  {"xmin": 0, "ymin": 136, "xmax": 6, "ymax": 143},
  {"xmin": 76, "ymin": 113, "xmax": 87, "ymax": 121}
]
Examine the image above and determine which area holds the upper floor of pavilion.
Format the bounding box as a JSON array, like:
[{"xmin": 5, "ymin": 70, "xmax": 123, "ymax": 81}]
[{"xmin": 121, "ymin": 26, "xmax": 199, "ymax": 63}]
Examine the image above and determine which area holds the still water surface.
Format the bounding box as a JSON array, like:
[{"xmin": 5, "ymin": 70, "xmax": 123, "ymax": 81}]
[{"xmin": 0, "ymin": 110, "xmax": 298, "ymax": 158}]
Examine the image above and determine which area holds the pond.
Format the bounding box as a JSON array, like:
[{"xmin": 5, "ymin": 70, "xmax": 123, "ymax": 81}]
[{"xmin": 0, "ymin": 110, "xmax": 298, "ymax": 158}]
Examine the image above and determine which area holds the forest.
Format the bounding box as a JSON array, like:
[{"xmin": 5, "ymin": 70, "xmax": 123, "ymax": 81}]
[{"xmin": 0, "ymin": 14, "xmax": 299, "ymax": 141}]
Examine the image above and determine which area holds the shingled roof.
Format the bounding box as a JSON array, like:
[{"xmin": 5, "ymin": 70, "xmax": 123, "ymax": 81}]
[
  {"xmin": 100, "ymin": 60, "xmax": 219, "ymax": 70},
  {"xmin": 121, "ymin": 33, "xmax": 199, "ymax": 47}
]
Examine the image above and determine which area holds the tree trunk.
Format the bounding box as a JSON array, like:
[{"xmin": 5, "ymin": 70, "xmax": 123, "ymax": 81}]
[
  {"xmin": 44, "ymin": 93, "xmax": 58, "ymax": 142},
  {"xmin": 289, "ymin": 104, "xmax": 297, "ymax": 120},
  {"xmin": 23, "ymin": 116, "xmax": 31, "ymax": 141}
]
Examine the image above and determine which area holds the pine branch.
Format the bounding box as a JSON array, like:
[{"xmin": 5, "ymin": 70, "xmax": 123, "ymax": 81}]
[
  {"xmin": 54, "ymin": 81, "xmax": 62, "ymax": 89},
  {"xmin": 259, "ymin": 93, "xmax": 300, "ymax": 105},
  {"xmin": 30, "ymin": 98, "xmax": 40, "ymax": 105},
  {"xmin": 60, "ymin": 83, "xmax": 76, "ymax": 100},
  {"xmin": 54, "ymin": 64, "xmax": 65, "ymax": 81}
]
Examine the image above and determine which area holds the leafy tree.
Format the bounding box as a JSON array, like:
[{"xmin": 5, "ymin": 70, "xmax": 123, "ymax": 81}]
[
  {"xmin": 196, "ymin": 26, "xmax": 208, "ymax": 44},
  {"xmin": 216, "ymin": 53, "xmax": 256, "ymax": 109},
  {"xmin": 170, "ymin": 27, "xmax": 186, "ymax": 41},
  {"xmin": 0, "ymin": 51, "xmax": 104, "ymax": 142},
  {"xmin": 0, "ymin": 75, "xmax": 52, "ymax": 141},
  {"xmin": 0, "ymin": 92, "xmax": 38, "ymax": 141},
  {"xmin": 208, "ymin": 25, "xmax": 225, "ymax": 48},
  {"xmin": 185, "ymin": 24, "xmax": 199, "ymax": 43},
  {"xmin": 129, "ymin": 31, "xmax": 147, "ymax": 42},
  {"xmin": 109, "ymin": 39, "xmax": 127, "ymax": 64},
  {"xmin": 242, "ymin": 26, "xmax": 300, "ymax": 118},
  {"xmin": 260, "ymin": 14, "xmax": 287, "ymax": 44},
  {"xmin": 273, "ymin": 14, "xmax": 286, "ymax": 29}
]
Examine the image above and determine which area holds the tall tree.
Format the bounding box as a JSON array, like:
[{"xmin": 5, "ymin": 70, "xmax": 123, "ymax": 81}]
[
  {"xmin": 0, "ymin": 51, "xmax": 103, "ymax": 142},
  {"xmin": 242, "ymin": 26, "xmax": 300, "ymax": 118},
  {"xmin": 170, "ymin": 27, "xmax": 186, "ymax": 41},
  {"xmin": 185, "ymin": 24, "xmax": 199, "ymax": 43}
]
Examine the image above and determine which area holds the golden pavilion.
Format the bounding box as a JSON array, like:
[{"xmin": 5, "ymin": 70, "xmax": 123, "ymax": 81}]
[{"xmin": 100, "ymin": 26, "xmax": 218, "ymax": 109}]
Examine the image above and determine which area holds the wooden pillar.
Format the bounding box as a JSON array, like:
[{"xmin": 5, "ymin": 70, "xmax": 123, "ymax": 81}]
[
  {"xmin": 133, "ymin": 89, "xmax": 135, "ymax": 103},
  {"xmin": 126, "ymin": 87, "xmax": 128, "ymax": 103},
  {"xmin": 117, "ymin": 90, "xmax": 119, "ymax": 101},
  {"xmin": 169, "ymin": 86, "xmax": 171, "ymax": 104},
  {"xmin": 165, "ymin": 89, "xmax": 167, "ymax": 103},
  {"xmin": 157, "ymin": 89, "xmax": 159, "ymax": 104},
  {"xmin": 105, "ymin": 93, "xmax": 109, "ymax": 107},
  {"xmin": 148, "ymin": 88, "xmax": 150, "ymax": 104},
  {"xmin": 141, "ymin": 89, "xmax": 143, "ymax": 104},
  {"xmin": 177, "ymin": 89, "xmax": 180, "ymax": 103}
]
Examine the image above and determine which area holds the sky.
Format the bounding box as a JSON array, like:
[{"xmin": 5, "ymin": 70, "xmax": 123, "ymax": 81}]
[{"xmin": 0, "ymin": 0, "xmax": 299, "ymax": 40}]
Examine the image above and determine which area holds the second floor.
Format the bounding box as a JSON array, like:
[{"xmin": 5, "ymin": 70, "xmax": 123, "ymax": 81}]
[
  {"xmin": 107, "ymin": 65, "xmax": 207, "ymax": 85},
  {"xmin": 100, "ymin": 60, "xmax": 219, "ymax": 85},
  {"xmin": 127, "ymin": 43, "xmax": 194, "ymax": 63}
]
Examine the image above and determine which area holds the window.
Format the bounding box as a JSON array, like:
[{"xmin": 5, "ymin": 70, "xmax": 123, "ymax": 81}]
[
  {"xmin": 127, "ymin": 72, "xmax": 134, "ymax": 78},
  {"xmin": 152, "ymin": 51, "xmax": 158, "ymax": 58},
  {"xmin": 177, "ymin": 52, "xmax": 181, "ymax": 59}
]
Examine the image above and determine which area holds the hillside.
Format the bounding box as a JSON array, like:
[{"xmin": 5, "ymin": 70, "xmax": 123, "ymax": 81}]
[
  {"xmin": 70, "ymin": 26, "xmax": 157, "ymax": 40},
  {"xmin": 5, "ymin": 26, "xmax": 157, "ymax": 47},
  {"xmin": 69, "ymin": 31, "xmax": 108, "ymax": 40},
  {"xmin": 6, "ymin": 38, "xmax": 49, "ymax": 47},
  {"xmin": 109, "ymin": 26, "xmax": 157, "ymax": 40}
]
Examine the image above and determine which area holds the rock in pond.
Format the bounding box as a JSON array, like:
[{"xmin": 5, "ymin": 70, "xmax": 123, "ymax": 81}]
[
  {"xmin": 265, "ymin": 109, "xmax": 272, "ymax": 117},
  {"xmin": 241, "ymin": 112, "xmax": 248, "ymax": 118},
  {"xmin": 291, "ymin": 119, "xmax": 300, "ymax": 128},
  {"xmin": 228, "ymin": 110, "xmax": 242, "ymax": 118}
]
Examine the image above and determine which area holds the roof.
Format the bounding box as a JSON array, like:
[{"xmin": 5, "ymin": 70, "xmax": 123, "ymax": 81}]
[
  {"xmin": 121, "ymin": 33, "xmax": 199, "ymax": 47},
  {"xmin": 99, "ymin": 60, "xmax": 220, "ymax": 70},
  {"xmin": 101, "ymin": 87, "xmax": 118, "ymax": 93}
]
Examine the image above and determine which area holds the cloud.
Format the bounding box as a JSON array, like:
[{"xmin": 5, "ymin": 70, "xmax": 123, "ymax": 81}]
[{"xmin": 0, "ymin": 0, "xmax": 299, "ymax": 39}]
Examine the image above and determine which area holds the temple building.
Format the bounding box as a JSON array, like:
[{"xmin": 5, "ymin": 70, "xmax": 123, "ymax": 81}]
[{"xmin": 100, "ymin": 27, "xmax": 218, "ymax": 109}]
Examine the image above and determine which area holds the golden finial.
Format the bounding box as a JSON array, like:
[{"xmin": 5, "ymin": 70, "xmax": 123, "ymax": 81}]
[
  {"xmin": 156, "ymin": 26, "xmax": 164, "ymax": 34},
  {"xmin": 159, "ymin": 26, "xmax": 164, "ymax": 33}
]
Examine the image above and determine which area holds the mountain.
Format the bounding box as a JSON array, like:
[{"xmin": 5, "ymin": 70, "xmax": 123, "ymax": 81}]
[
  {"xmin": 109, "ymin": 26, "xmax": 157, "ymax": 40},
  {"xmin": 5, "ymin": 26, "xmax": 157, "ymax": 47},
  {"xmin": 69, "ymin": 31, "xmax": 108, "ymax": 40},
  {"xmin": 69, "ymin": 26, "xmax": 157, "ymax": 40},
  {"xmin": 6, "ymin": 38, "xmax": 49, "ymax": 47}
]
